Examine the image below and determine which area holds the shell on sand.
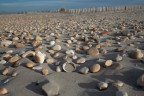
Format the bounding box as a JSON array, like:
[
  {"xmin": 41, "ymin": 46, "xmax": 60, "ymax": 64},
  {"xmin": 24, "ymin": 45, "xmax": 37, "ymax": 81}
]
[
  {"xmin": 41, "ymin": 68, "xmax": 49, "ymax": 75},
  {"xmin": 87, "ymin": 47, "xmax": 99, "ymax": 56},
  {"xmin": 2, "ymin": 67, "xmax": 9, "ymax": 75},
  {"xmin": 8, "ymin": 56, "xmax": 21, "ymax": 63},
  {"xmin": 62, "ymin": 62, "xmax": 76, "ymax": 72},
  {"xmin": 0, "ymin": 87, "xmax": 8, "ymax": 95},
  {"xmin": 16, "ymin": 43, "xmax": 25, "ymax": 48},
  {"xmin": 131, "ymin": 49, "xmax": 143, "ymax": 59},
  {"xmin": 26, "ymin": 62, "xmax": 35, "ymax": 68},
  {"xmin": 90, "ymin": 64, "xmax": 101, "ymax": 73},
  {"xmin": 76, "ymin": 57, "xmax": 86, "ymax": 64},
  {"xmin": 35, "ymin": 51, "xmax": 46, "ymax": 64},
  {"xmin": 22, "ymin": 51, "xmax": 35, "ymax": 58}
]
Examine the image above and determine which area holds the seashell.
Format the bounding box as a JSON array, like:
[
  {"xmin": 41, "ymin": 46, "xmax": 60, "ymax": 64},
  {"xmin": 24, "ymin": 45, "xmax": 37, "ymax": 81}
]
[
  {"xmin": 50, "ymin": 41, "xmax": 55, "ymax": 46},
  {"xmin": 67, "ymin": 40, "xmax": 72, "ymax": 44},
  {"xmin": 8, "ymin": 56, "xmax": 21, "ymax": 63},
  {"xmin": 35, "ymin": 51, "xmax": 46, "ymax": 64},
  {"xmin": 62, "ymin": 62, "xmax": 76, "ymax": 72},
  {"xmin": 66, "ymin": 50, "xmax": 75, "ymax": 56},
  {"xmin": 56, "ymin": 66, "xmax": 62, "ymax": 72},
  {"xmin": 76, "ymin": 57, "xmax": 86, "ymax": 64},
  {"xmin": 6, "ymin": 50, "xmax": 13, "ymax": 54},
  {"xmin": 113, "ymin": 80, "xmax": 124, "ymax": 87},
  {"xmin": 130, "ymin": 49, "xmax": 143, "ymax": 59},
  {"xmin": 52, "ymin": 45, "xmax": 61, "ymax": 51},
  {"xmin": 97, "ymin": 82, "xmax": 108, "ymax": 91},
  {"xmin": 22, "ymin": 51, "xmax": 35, "ymax": 58},
  {"xmin": 90, "ymin": 64, "xmax": 100, "ymax": 73},
  {"xmin": 41, "ymin": 68, "xmax": 49, "ymax": 75},
  {"xmin": 26, "ymin": 62, "xmax": 35, "ymax": 68},
  {"xmin": 16, "ymin": 43, "xmax": 25, "ymax": 48},
  {"xmin": 2, "ymin": 67, "xmax": 9, "ymax": 75},
  {"xmin": 0, "ymin": 87, "xmax": 8, "ymax": 95},
  {"xmin": 87, "ymin": 47, "xmax": 99, "ymax": 56},
  {"xmin": 115, "ymin": 54, "xmax": 123, "ymax": 62},
  {"xmin": 79, "ymin": 67, "xmax": 89, "ymax": 74},
  {"xmin": 116, "ymin": 91, "xmax": 128, "ymax": 96},
  {"xmin": 46, "ymin": 58, "xmax": 55, "ymax": 64}
]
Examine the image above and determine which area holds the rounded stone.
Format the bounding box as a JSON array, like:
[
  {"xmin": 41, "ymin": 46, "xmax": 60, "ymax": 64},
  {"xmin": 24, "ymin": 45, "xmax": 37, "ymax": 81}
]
[
  {"xmin": 87, "ymin": 47, "xmax": 99, "ymax": 56},
  {"xmin": 76, "ymin": 57, "xmax": 86, "ymax": 64},
  {"xmin": 90, "ymin": 64, "xmax": 101, "ymax": 73},
  {"xmin": 79, "ymin": 67, "xmax": 89, "ymax": 74},
  {"xmin": 52, "ymin": 45, "xmax": 61, "ymax": 51},
  {"xmin": 97, "ymin": 82, "xmax": 108, "ymax": 91}
]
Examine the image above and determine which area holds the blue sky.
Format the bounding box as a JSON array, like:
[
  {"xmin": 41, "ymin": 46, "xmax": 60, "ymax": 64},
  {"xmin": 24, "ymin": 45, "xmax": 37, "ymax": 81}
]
[{"xmin": 0, "ymin": 0, "xmax": 144, "ymax": 12}]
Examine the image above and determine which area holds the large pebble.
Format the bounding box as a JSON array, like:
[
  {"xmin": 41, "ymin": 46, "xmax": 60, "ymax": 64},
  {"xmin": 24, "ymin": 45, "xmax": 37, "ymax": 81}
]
[
  {"xmin": 90, "ymin": 64, "xmax": 101, "ymax": 73},
  {"xmin": 35, "ymin": 51, "xmax": 46, "ymax": 64},
  {"xmin": 97, "ymin": 82, "xmax": 108, "ymax": 91},
  {"xmin": 87, "ymin": 47, "xmax": 99, "ymax": 56},
  {"xmin": 52, "ymin": 45, "xmax": 61, "ymax": 51},
  {"xmin": 42, "ymin": 81, "xmax": 59, "ymax": 96}
]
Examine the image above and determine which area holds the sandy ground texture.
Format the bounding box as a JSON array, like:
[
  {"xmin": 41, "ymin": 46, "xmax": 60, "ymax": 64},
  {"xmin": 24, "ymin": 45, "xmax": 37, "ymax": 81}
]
[{"xmin": 0, "ymin": 9, "xmax": 144, "ymax": 96}]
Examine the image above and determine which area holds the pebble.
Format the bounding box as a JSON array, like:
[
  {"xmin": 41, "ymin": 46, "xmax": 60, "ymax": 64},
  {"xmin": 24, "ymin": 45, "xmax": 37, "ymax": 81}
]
[
  {"xmin": 99, "ymin": 48, "xmax": 107, "ymax": 54},
  {"xmin": 114, "ymin": 80, "xmax": 124, "ymax": 87},
  {"xmin": 82, "ymin": 46, "xmax": 89, "ymax": 50},
  {"xmin": 131, "ymin": 49, "xmax": 143, "ymax": 59},
  {"xmin": 22, "ymin": 51, "xmax": 35, "ymax": 58},
  {"xmin": 67, "ymin": 40, "xmax": 72, "ymax": 44},
  {"xmin": 87, "ymin": 47, "xmax": 99, "ymax": 56},
  {"xmin": 52, "ymin": 45, "xmax": 61, "ymax": 51},
  {"xmin": 6, "ymin": 50, "xmax": 13, "ymax": 54},
  {"xmin": 97, "ymin": 82, "xmax": 108, "ymax": 91},
  {"xmin": 25, "ymin": 62, "xmax": 35, "ymax": 68},
  {"xmin": 111, "ymin": 63, "xmax": 124, "ymax": 70},
  {"xmin": 0, "ymin": 87, "xmax": 8, "ymax": 95},
  {"xmin": 46, "ymin": 58, "xmax": 55, "ymax": 64},
  {"xmin": 35, "ymin": 51, "xmax": 46, "ymax": 64},
  {"xmin": 12, "ymin": 37, "xmax": 19, "ymax": 41},
  {"xmin": 90, "ymin": 64, "xmax": 101, "ymax": 73},
  {"xmin": 32, "ymin": 65, "xmax": 42, "ymax": 70},
  {"xmin": 0, "ymin": 60, "xmax": 7, "ymax": 65},
  {"xmin": 2, "ymin": 67, "xmax": 9, "ymax": 75},
  {"xmin": 8, "ymin": 56, "xmax": 21, "ymax": 63},
  {"xmin": 50, "ymin": 41, "xmax": 55, "ymax": 46},
  {"xmin": 12, "ymin": 70, "xmax": 18, "ymax": 77},
  {"xmin": 16, "ymin": 43, "xmax": 25, "ymax": 48},
  {"xmin": 41, "ymin": 68, "xmax": 49, "ymax": 75},
  {"xmin": 103, "ymin": 60, "xmax": 113, "ymax": 67},
  {"xmin": 56, "ymin": 66, "xmax": 62, "ymax": 72},
  {"xmin": 79, "ymin": 67, "xmax": 89, "ymax": 74},
  {"xmin": 137, "ymin": 73, "xmax": 144, "ymax": 87},
  {"xmin": 0, "ymin": 40, "xmax": 12, "ymax": 47},
  {"xmin": 72, "ymin": 55, "xmax": 78, "ymax": 60},
  {"xmin": 115, "ymin": 54, "xmax": 123, "ymax": 62},
  {"xmin": 116, "ymin": 91, "xmax": 128, "ymax": 96},
  {"xmin": 76, "ymin": 57, "xmax": 86, "ymax": 64},
  {"xmin": 66, "ymin": 50, "xmax": 75, "ymax": 56}
]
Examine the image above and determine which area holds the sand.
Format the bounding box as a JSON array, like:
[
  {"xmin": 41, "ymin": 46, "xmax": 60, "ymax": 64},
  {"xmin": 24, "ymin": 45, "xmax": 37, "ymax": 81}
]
[{"xmin": 0, "ymin": 9, "xmax": 144, "ymax": 96}]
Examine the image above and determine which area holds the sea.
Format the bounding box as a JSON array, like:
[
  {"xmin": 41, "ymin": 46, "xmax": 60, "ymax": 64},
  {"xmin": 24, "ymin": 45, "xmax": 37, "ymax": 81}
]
[{"xmin": 0, "ymin": 0, "xmax": 144, "ymax": 13}]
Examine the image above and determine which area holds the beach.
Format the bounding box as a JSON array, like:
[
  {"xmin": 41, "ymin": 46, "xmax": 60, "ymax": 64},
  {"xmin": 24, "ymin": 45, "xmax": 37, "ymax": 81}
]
[{"xmin": 0, "ymin": 9, "xmax": 144, "ymax": 96}]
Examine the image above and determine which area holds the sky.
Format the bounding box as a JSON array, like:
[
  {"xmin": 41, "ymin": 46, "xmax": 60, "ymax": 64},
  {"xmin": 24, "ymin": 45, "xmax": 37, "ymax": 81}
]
[{"xmin": 0, "ymin": 0, "xmax": 144, "ymax": 12}]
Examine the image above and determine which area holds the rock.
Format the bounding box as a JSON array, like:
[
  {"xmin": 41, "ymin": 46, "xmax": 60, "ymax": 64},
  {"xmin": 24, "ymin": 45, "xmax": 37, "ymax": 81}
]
[
  {"xmin": 72, "ymin": 55, "xmax": 78, "ymax": 60},
  {"xmin": 6, "ymin": 50, "xmax": 13, "ymax": 54},
  {"xmin": 50, "ymin": 33, "xmax": 55, "ymax": 36},
  {"xmin": 35, "ymin": 51, "xmax": 46, "ymax": 64},
  {"xmin": 53, "ymin": 52, "xmax": 61, "ymax": 58},
  {"xmin": 97, "ymin": 82, "xmax": 108, "ymax": 91},
  {"xmin": 50, "ymin": 41, "xmax": 55, "ymax": 46},
  {"xmin": 99, "ymin": 48, "xmax": 107, "ymax": 54},
  {"xmin": 90, "ymin": 64, "xmax": 101, "ymax": 73},
  {"xmin": 82, "ymin": 46, "xmax": 89, "ymax": 50},
  {"xmin": 12, "ymin": 37, "xmax": 19, "ymax": 41},
  {"xmin": 0, "ymin": 87, "xmax": 8, "ymax": 95},
  {"xmin": 66, "ymin": 50, "xmax": 75, "ymax": 56},
  {"xmin": 115, "ymin": 54, "xmax": 123, "ymax": 62},
  {"xmin": 8, "ymin": 55, "xmax": 21, "ymax": 63},
  {"xmin": 137, "ymin": 73, "xmax": 144, "ymax": 87},
  {"xmin": 12, "ymin": 70, "xmax": 18, "ymax": 77},
  {"xmin": 22, "ymin": 51, "xmax": 35, "ymax": 58},
  {"xmin": 16, "ymin": 43, "xmax": 25, "ymax": 48},
  {"xmin": 41, "ymin": 68, "xmax": 49, "ymax": 75},
  {"xmin": 0, "ymin": 40, "xmax": 12, "ymax": 47},
  {"xmin": 48, "ymin": 50, "xmax": 55, "ymax": 55},
  {"xmin": 79, "ymin": 67, "xmax": 89, "ymax": 74},
  {"xmin": 52, "ymin": 45, "xmax": 61, "ymax": 51},
  {"xmin": 56, "ymin": 66, "xmax": 62, "ymax": 72},
  {"xmin": 116, "ymin": 91, "xmax": 128, "ymax": 96},
  {"xmin": 87, "ymin": 47, "xmax": 99, "ymax": 56},
  {"xmin": 76, "ymin": 57, "xmax": 86, "ymax": 64},
  {"xmin": 42, "ymin": 81, "xmax": 59, "ymax": 96},
  {"xmin": 0, "ymin": 60, "xmax": 7, "ymax": 65},
  {"xmin": 2, "ymin": 53, "xmax": 11, "ymax": 58},
  {"xmin": 32, "ymin": 65, "xmax": 42, "ymax": 71},
  {"xmin": 99, "ymin": 60, "xmax": 113, "ymax": 67},
  {"xmin": 2, "ymin": 67, "xmax": 9, "ymax": 75},
  {"xmin": 130, "ymin": 49, "xmax": 143, "ymax": 59},
  {"xmin": 46, "ymin": 58, "xmax": 55, "ymax": 64},
  {"xmin": 114, "ymin": 80, "xmax": 124, "ymax": 87},
  {"xmin": 25, "ymin": 62, "xmax": 35, "ymax": 68}
]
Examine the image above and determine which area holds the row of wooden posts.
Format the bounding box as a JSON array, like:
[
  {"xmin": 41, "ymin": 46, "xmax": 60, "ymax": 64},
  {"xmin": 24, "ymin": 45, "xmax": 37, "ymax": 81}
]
[{"xmin": 56, "ymin": 5, "xmax": 144, "ymax": 14}]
